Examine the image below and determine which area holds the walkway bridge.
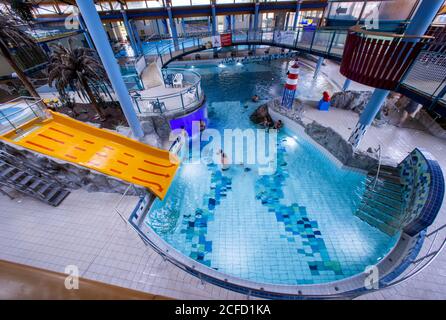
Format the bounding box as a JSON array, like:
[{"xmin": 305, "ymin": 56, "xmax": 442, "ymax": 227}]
[{"xmin": 153, "ymin": 26, "xmax": 446, "ymax": 116}]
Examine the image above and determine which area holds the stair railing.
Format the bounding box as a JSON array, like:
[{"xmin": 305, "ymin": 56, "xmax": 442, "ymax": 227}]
[{"xmin": 372, "ymin": 144, "xmax": 382, "ymax": 191}]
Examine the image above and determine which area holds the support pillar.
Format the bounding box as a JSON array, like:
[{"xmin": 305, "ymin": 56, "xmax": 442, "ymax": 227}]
[
  {"xmin": 181, "ymin": 18, "xmax": 186, "ymax": 36},
  {"xmin": 292, "ymin": 0, "xmax": 302, "ymax": 31},
  {"xmin": 131, "ymin": 20, "xmax": 143, "ymax": 55},
  {"xmin": 348, "ymin": 89, "xmax": 389, "ymax": 147},
  {"xmin": 343, "ymin": 78, "xmax": 352, "ymax": 91},
  {"xmin": 405, "ymin": 0, "xmax": 444, "ymax": 38},
  {"xmin": 166, "ymin": 3, "xmax": 179, "ymax": 50},
  {"xmin": 285, "ymin": 13, "xmax": 290, "ymax": 31},
  {"xmin": 155, "ymin": 19, "xmax": 161, "ymax": 36},
  {"xmin": 77, "ymin": 14, "xmax": 95, "ymax": 49},
  {"xmin": 253, "ymin": 1, "xmax": 260, "ymax": 34},
  {"xmin": 252, "ymin": 1, "xmax": 260, "ymax": 53},
  {"xmin": 162, "ymin": 19, "xmax": 169, "ymax": 34},
  {"xmin": 211, "ymin": 3, "xmax": 217, "ymax": 36},
  {"xmin": 121, "ymin": 9, "xmax": 139, "ymax": 56},
  {"xmin": 348, "ymin": 0, "xmax": 444, "ymax": 149},
  {"xmin": 225, "ymin": 15, "xmax": 231, "ymax": 32},
  {"xmin": 313, "ymin": 57, "xmax": 324, "ymax": 79},
  {"xmin": 76, "ymin": 0, "xmax": 143, "ymax": 139}
]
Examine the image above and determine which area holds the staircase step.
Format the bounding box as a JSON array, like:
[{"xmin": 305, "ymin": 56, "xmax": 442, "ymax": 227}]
[
  {"xmin": 0, "ymin": 167, "xmax": 16, "ymax": 178},
  {"xmin": 18, "ymin": 175, "xmax": 33, "ymax": 186},
  {"xmin": 355, "ymin": 209, "xmax": 399, "ymax": 236},
  {"xmin": 37, "ymin": 183, "xmax": 51, "ymax": 196},
  {"xmin": 48, "ymin": 190, "xmax": 70, "ymax": 206},
  {"xmin": 370, "ymin": 166, "xmax": 399, "ymax": 175},
  {"xmin": 368, "ymin": 187, "xmax": 402, "ymax": 201},
  {"xmin": 29, "ymin": 180, "xmax": 42, "ymax": 190},
  {"xmin": 363, "ymin": 196, "xmax": 402, "ymax": 216},
  {"xmin": 9, "ymin": 171, "xmax": 25, "ymax": 182},
  {"xmin": 359, "ymin": 203, "xmax": 402, "ymax": 228},
  {"xmin": 364, "ymin": 192, "xmax": 402, "ymax": 209},
  {"xmin": 368, "ymin": 184, "xmax": 402, "ymax": 198},
  {"xmin": 366, "ymin": 176, "xmax": 402, "ymax": 190},
  {"xmin": 45, "ymin": 188, "xmax": 61, "ymax": 202}
]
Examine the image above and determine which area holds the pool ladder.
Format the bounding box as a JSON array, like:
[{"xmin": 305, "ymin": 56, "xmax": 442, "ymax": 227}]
[{"xmin": 355, "ymin": 164, "xmax": 405, "ymax": 236}]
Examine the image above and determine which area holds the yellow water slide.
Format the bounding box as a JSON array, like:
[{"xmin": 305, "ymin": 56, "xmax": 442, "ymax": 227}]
[{"xmin": 0, "ymin": 111, "xmax": 179, "ymax": 199}]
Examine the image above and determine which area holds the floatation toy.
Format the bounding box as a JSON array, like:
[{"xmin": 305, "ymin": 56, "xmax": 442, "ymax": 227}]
[{"xmin": 318, "ymin": 91, "xmax": 331, "ymax": 111}]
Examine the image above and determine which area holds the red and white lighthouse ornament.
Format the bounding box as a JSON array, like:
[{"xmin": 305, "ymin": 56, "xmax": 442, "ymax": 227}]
[{"xmin": 281, "ymin": 60, "xmax": 299, "ymax": 109}]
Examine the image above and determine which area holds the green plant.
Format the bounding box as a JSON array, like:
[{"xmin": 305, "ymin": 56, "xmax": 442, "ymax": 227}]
[
  {"xmin": 47, "ymin": 41, "xmax": 110, "ymax": 120},
  {"xmin": 0, "ymin": 13, "xmax": 42, "ymax": 97},
  {"xmin": 10, "ymin": 0, "xmax": 34, "ymax": 22}
]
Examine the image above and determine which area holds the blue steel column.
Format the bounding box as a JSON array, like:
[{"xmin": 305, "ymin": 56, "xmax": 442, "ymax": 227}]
[
  {"xmin": 348, "ymin": 0, "xmax": 444, "ymax": 149},
  {"xmin": 211, "ymin": 3, "xmax": 217, "ymax": 36},
  {"xmin": 77, "ymin": 14, "xmax": 95, "ymax": 49},
  {"xmin": 252, "ymin": 0, "xmax": 260, "ymax": 53},
  {"xmin": 166, "ymin": 3, "xmax": 179, "ymax": 50},
  {"xmin": 131, "ymin": 20, "xmax": 143, "ymax": 55},
  {"xmin": 181, "ymin": 18, "xmax": 186, "ymax": 36},
  {"xmin": 253, "ymin": 0, "xmax": 260, "ymax": 34},
  {"xmin": 313, "ymin": 57, "xmax": 324, "ymax": 79},
  {"xmin": 162, "ymin": 19, "xmax": 169, "ymax": 34},
  {"xmin": 76, "ymin": 0, "xmax": 143, "ymax": 139},
  {"xmin": 121, "ymin": 9, "xmax": 139, "ymax": 56},
  {"xmin": 405, "ymin": 0, "xmax": 444, "ymax": 38},
  {"xmin": 292, "ymin": 0, "xmax": 302, "ymax": 31},
  {"xmin": 225, "ymin": 15, "xmax": 231, "ymax": 32},
  {"xmin": 343, "ymin": 79, "xmax": 352, "ymax": 91},
  {"xmin": 348, "ymin": 89, "xmax": 389, "ymax": 147}
]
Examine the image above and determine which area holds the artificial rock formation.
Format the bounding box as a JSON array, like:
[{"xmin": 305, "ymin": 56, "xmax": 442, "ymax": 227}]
[
  {"xmin": 330, "ymin": 90, "xmax": 401, "ymax": 126},
  {"xmin": 259, "ymin": 98, "xmax": 381, "ymax": 171},
  {"xmin": 0, "ymin": 140, "xmax": 142, "ymax": 196},
  {"xmin": 250, "ymin": 104, "xmax": 273, "ymax": 125}
]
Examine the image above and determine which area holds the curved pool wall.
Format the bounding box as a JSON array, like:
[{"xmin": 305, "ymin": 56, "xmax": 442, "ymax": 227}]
[
  {"xmin": 169, "ymin": 103, "xmax": 208, "ymax": 137},
  {"xmin": 128, "ymin": 120, "xmax": 442, "ymax": 299}
]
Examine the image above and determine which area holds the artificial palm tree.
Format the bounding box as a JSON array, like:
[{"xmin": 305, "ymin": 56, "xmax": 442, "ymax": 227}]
[
  {"xmin": 48, "ymin": 41, "xmax": 110, "ymax": 120},
  {"xmin": 0, "ymin": 13, "xmax": 40, "ymax": 97}
]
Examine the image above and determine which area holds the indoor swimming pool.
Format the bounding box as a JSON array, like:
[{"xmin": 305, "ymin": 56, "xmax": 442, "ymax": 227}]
[{"xmin": 143, "ymin": 59, "xmax": 399, "ymax": 286}]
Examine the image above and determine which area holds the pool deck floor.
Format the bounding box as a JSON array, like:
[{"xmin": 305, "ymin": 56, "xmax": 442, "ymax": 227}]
[{"xmin": 1, "ymin": 60, "xmax": 446, "ymax": 300}]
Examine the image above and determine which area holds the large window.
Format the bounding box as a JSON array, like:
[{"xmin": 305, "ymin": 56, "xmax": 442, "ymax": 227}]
[
  {"xmin": 191, "ymin": 0, "xmax": 211, "ymax": 5},
  {"xmin": 172, "ymin": 0, "xmax": 192, "ymax": 6},
  {"xmin": 327, "ymin": 0, "xmax": 418, "ymax": 22}
]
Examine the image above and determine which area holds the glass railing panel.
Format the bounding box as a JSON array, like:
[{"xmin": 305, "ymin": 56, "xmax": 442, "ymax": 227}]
[
  {"xmin": 329, "ymin": 31, "xmax": 347, "ymax": 57},
  {"xmin": 311, "ymin": 30, "xmax": 332, "ymax": 53},
  {"xmin": 295, "ymin": 27, "xmax": 315, "ymax": 50}
]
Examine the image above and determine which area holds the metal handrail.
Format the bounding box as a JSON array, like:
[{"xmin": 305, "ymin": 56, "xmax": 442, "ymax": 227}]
[
  {"xmin": 349, "ymin": 25, "xmax": 435, "ymax": 40},
  {"xmin": 372, "ymin": 145, "xmax": 382, "ymax": 191}
]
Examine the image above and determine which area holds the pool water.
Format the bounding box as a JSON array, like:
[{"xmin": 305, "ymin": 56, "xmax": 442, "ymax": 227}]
[{"xmin": 144, "ymin": 60, "xmax": 399, "ymax": 285}]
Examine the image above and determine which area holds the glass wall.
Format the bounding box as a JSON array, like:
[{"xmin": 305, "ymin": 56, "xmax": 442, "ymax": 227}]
[{"xmin": 326, "ymin": 0, "xmax": 418, "ymax": 30}]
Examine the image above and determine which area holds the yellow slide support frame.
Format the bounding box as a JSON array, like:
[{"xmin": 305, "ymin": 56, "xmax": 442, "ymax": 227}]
[{"xmin": 0, "ymin": 111, "xmax": 179, "ymax": 199}]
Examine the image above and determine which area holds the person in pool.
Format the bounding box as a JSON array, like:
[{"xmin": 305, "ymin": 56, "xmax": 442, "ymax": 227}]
[
  {"xmin": 274, "ymin": 120, "xmax": 283, "ymax": 130},
  {"xmin": 217, "ymin": 149, "xmax": 230, "ymax": 171},
  {"xmin": 199, "ymin": 119, "xmax": 206, "ymax": 132},
  {"xmin": 261, "ymin": 116, "xmax": 271, "ymax": 129},
  {"xmin": 252, "ymin": 95, "xmax": 260, "ymax": 102}
]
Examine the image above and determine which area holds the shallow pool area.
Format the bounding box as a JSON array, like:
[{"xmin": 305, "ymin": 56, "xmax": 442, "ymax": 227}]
[{"xmin": 142, "ymin": 60, "xmax": 399, "ymax": 285}]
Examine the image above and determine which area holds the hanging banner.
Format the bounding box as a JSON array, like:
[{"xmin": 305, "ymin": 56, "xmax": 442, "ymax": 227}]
[
  {"xmin": 220, "ymin": 33, "xmax": 232, "ymax": 47},
  {"xmin": 274, "ymin": 30, "xmax": 296, "ymax": 45},
  {"xmin": 211, "ymin": 35, "xmax": 221, "ymax": 47}
]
